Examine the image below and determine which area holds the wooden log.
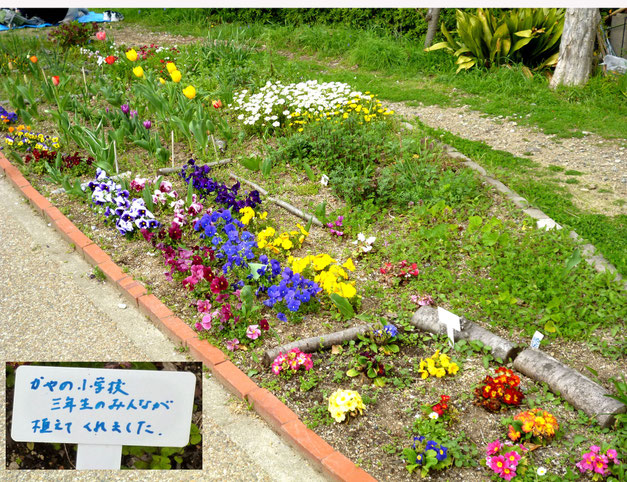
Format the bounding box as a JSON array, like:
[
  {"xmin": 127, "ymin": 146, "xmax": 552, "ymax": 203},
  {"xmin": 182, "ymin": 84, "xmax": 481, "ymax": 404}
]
[
  {"xmin": 514, "ymin": 349, "xmax": 625, "ymax": 428},
  {"xmin": 263, "ymin": 324, "xmax": 374, "ymax": 366},
  {"xmin": 229, "ymin": 172, "xmax": 323, "ymax": 226},
  {"xmin": 156, "ymin": 158, "xmax": 233, "ymax": 175}
]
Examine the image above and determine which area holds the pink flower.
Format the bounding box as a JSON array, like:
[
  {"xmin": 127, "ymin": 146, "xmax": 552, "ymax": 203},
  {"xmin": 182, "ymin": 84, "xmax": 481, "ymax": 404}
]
[
  {"xmin": 197, "ymin": 299, "xmax": 212, "ymax": 313},
  {"xmin": 246, "ymin": 325, "xmax": 261, "ymax": 340},
  {"xmin": 486, "ymin": 440, "xmax": 502, "ymax": 456},
  {"xmin": 160, "ymin": 180, "xmax": 173, "ymax": 193},
  {"xmin": 606, "ymin": 449, "xmax": 618, "ymax": 463},
  {"xmin": 489, "ymin": 455, "xmax": 507, "ymax": 475},
  {"xmin": 96, "ymin": 30, "xmax": 106, "ymax": 41},
  {"xmin": 182, "ymin": 275, "xmax": 199, "ymax": 290},
  {"xmin": 593, "ymin": 455, "xmax": 609, "ymax": 475},
  {"xmin": 503, "ymin": 451, "xmax": 521, "ymax": 467},
  {"xmin": 590, "ymin": 445, "xmax": 601, "ymax": 454},
  {"xmin": 200, "ymin": 313, "xmax": 213, "ymax": 330},
  {"xmin": 225, "ymin": 338, "xmax": 239, "ymax": 351}
]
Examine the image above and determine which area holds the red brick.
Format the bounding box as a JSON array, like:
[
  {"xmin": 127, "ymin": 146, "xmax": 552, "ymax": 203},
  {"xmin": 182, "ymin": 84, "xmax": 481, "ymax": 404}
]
[
  {"xmin": 9, "ymin": 172, "xmax": 30, "ymax": 189},
  {"xmin": 119, "ymin": 280, "xmax": 147, "ymax": 307},
  {"xmin": 138, "ymin": 294, "xmax": 174, "ymax": 324},
  {"xmin": 51, "ymin": 215, "xmax": 74, "ymax": 235},
  {"xmin": 247, "ymin": 388, "xmax": 299, "ymax": 432},
  {"xmin": 321, "ymin": 452, "xmax": 376, "ymax": 482},
  {"xmin": 21, "ymin": 185, "xmax": 52, "ymax": 215},
  {"xmin": 156, "ymin": 315, "xmax": 197, "ymax": 345},
  {"xmin": 83, "ymin": 243, "xmax": 111, "ymax": 266},
  {"xmin": 280, "ymin": 419, "xmax": 335, "ymax": 464},
  {"xmin": 211, "ymin": 361, "xmax": 258, "ymax": 399},
  {"xmin": 43, "ymin": 205, "xmax": 64, "ymax": 223},
  {"xmin": 97, "ymin": 260, "xmax": 127, "ymax": 284},
  {"xmin": 65, "ymin": 228, "xmax": 93, "ymax": 251},
  {"xmin": 187, "ymin": 336, "xmax": 227, "ymax": 369},
  {"xmin": 0, "ymin": 153, "xmax": 11, "ymax": 173}
]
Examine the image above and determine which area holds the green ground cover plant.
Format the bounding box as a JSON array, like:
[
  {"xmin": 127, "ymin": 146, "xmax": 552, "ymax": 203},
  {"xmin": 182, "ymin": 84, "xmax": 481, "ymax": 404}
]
[{"xmin": 1, "ymin": 15, "xmax": 624, "ymax": 479}]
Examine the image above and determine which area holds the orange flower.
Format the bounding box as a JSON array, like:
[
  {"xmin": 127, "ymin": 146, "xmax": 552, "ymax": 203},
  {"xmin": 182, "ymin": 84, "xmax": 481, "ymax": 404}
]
[
  {"xmin": 212, "ymin": 99, "xmax": 222, "ymax": 109},
  {"xmin": 29, "ymin": 55, "xmax": 38, "ymax": 63}
]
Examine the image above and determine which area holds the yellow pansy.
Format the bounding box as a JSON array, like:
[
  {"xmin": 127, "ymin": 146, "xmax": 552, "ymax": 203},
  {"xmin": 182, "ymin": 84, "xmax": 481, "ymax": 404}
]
[
  {"xmin": 312, "ymin": 254, "xmax": 335, "ymax": 271},
  {"xmin": 239, "ymin": 206, "xmax": 255, "ymax": 225},
  {"xmin": 342, "ymin": 258, "xmax": 356, "ymax": 272}
]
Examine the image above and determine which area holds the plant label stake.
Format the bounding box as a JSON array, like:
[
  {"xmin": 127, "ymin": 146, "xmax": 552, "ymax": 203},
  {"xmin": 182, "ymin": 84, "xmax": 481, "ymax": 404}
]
[
  {"xmin": 437, "ymin": 307, "xmax": 461, "ymax": 347},
  {"xmin": 11, "ymin": 365, "xmax": 196, "ymax": 470},
  {"xmin": 530, "ymin": 331, "xmax": 544, "ymax": 349},
  {"xmin": 171, "ymin": 130, "xmax": 174, "ymax": 168},
  {"xmin": 113, "ymin": 140, "xmax": 118, "ymax": 174}
]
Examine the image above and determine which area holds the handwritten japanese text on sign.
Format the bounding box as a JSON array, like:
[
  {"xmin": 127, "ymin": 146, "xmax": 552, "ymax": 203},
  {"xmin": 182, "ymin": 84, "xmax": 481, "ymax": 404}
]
[{"xmin": 11, "ymin": 365, "xmax": 196, "ymax": 447}]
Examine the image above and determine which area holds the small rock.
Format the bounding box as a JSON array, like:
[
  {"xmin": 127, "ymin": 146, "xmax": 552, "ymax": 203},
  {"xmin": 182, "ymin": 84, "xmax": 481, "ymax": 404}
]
[
  {"xmin": 118, "ymin": 303, "xmax": 127, "ymax": 310},
  {"xmin": 8, "ymin": 462, "xmax": 19, "ymax": 469},
  {"xmin": 91, "ymin": 226, "xmax": 97, "ymax": 231}
]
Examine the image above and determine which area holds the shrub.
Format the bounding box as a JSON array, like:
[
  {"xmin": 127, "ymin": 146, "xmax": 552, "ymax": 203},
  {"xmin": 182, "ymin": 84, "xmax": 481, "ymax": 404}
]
[{"xmin": 48, "ymin": 21, "xmax": 99, "ymax": 49}]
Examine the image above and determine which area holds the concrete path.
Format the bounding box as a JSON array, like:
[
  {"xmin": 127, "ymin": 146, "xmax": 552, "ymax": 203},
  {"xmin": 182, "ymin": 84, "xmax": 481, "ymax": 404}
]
[{"xmin": 0, "ymin": 171, "xmax": 327, "ymax": 481}]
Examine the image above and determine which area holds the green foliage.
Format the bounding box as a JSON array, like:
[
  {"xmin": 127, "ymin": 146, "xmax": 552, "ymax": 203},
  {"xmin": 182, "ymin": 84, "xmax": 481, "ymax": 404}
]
[{"xmin": 427, "ymin": 8, "xmax": 564, "ymax": 72}]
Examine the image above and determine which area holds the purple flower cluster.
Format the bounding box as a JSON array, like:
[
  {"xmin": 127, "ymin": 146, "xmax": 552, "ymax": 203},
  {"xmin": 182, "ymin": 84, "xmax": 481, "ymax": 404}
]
[
  {"xmin": 262, "ymin": 264, "xmax": 321, "ymax": 313},
  {"xmin": 180, "ymin": 159, "xmax": 262, "ymax": 211},
  {"xmin": 0, "ymin": 106, "xmax": 18, "ymax": 124},
  {"xmin": 86, "ymin": 168, "xmax": 160, "ymax": 235},
  {"xmin": 412, "ymin": 436, "xmax": 448, "ymax": 464},
  {"xmin": 194, "ymin": 209, "xmax": 256, "ymax": 274}
]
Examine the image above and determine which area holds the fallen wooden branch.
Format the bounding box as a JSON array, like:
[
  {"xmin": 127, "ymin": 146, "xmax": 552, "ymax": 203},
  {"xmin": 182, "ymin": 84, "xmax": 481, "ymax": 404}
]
[
  {"xmin": 156, "ymin": 158, "xmax": 233, "ymax": 175},
  {"xmin": 263, "ymin": 324, "xmax": 374, "ymax": 365},
  {"xmin": 229, "ymin": 172, "xmax": 323, "ymax": 227}
]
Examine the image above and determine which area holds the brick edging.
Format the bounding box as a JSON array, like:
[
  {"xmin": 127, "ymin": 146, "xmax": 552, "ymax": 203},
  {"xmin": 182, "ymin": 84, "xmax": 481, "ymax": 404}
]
[{"xmin": 0, "ymin": 153, "xmax": 376, "ymax": 482}]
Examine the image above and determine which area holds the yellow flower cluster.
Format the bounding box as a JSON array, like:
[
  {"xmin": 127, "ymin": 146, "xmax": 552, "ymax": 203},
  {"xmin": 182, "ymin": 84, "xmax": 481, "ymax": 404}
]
[
  {"xmin": 257, "ymin": 224, "xmax": 309, "ymax": 253},
  {"xmin": 418, "ymin": 350, "xmax": 459, "ymax": 379},
  {"xmin": 289, "ymin": 254, "xmax": 357, "ymax": 299},
  {"xmin": 287, "ymin": 92, "xmax": 394, "ymax": 131},
  {"xmin": 239, "ymin": 206, "xmax": 268, "ymax": 226},
  {"xmin": 328, "ymin": 388, "xmax": 365, "ymax": 423}
]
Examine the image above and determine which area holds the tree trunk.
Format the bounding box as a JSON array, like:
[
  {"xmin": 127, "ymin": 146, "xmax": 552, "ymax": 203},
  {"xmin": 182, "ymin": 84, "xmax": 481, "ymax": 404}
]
[
  {"xmin": 424, "ymin": 8, "xmax": 442, "ymax": 48},
  {"xmin": 550, "ymin": 8, "xmax": 600, "ymax": 89}
]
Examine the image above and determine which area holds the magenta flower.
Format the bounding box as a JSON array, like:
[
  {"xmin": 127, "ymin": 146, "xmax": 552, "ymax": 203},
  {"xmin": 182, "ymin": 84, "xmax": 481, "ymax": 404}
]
[
  {"xmin": 246, "ymin": 325, "xmax": 261, "ymax": 340},
  {"xmin": 486, "ymin": 440, "xmax": 502, "ymax": 456},
  {"xmin": 143, "ymin": 120, "xmax": 152, "ymax": 129},
  {"xmin": 503, "ymin": 451, "xmax": 521, "ymax": 467},
  {"xmin": 489, "ymin": 455, "xmax": 507, "ymax": 475},
  {"xmin": 121, "ymin": 104, "xmax": 130, "ymax": 115},
  {"xmin": 225, "ymin": 338, "xmax": 239, "ymax": 351},
  {"xmin": 200, "ymin": 313, "xmax": 213, "ymax": 330},
  {"xmin": 197, "ymin": 299, "xmax": 212, "ymax": 313}
]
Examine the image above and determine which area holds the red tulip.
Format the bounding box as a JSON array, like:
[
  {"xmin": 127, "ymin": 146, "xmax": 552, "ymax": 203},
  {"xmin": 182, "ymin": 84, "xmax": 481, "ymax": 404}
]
[
  {"xmin": 51, "ymin": 76, "xmax": 60, "ymax": 86},
  {"xmin": 105, "ymin": 55, "xmax": 117, "ymax": 65},
  {"xmin": 212, "ymin": 99, "xmax": 222, "ymax": 109}
]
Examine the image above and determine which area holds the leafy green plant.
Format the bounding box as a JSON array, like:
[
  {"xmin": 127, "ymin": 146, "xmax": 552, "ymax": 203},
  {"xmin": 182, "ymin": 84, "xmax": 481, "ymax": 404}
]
[
  {"xmin": 48, "ymin": 21, "xmax": 98, "ymax": 49},
  {"xmin": 426, "ymin": 8, "xmax": 564, "ymax": 72}
]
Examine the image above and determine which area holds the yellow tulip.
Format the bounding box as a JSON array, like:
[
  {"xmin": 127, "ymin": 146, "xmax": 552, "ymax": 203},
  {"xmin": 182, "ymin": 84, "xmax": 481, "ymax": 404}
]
[
  {"xmin": 125, "ymin": 49, "xmax": 138, "ymax": 61},
  {"xmin": 170, "ymin": 70, "xmax": 182, "ymax": 83},
  {"xmin": 166, "ymin": 62, "xmax": 177, "ymax": 73},
  {"xmin": 158, "ymin": 77, "xmax": 166, "ymax": 85},
  {"xmin": 182, "ymin": 85, "xmax": 196, "ymax": 99},
  {"xmin": 132, "ymin": 66, "xmax": 144, "ymax": 78}
]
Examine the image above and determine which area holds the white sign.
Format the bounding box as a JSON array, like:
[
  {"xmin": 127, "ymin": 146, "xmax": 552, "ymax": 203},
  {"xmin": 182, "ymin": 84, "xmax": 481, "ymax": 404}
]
[
  {"xmin": 437, "ymin": 307, "xmax": 461, "ymax": 347},
  {"xmin": 530, "ymin": 331, "xmax": 544, "ymax": 349},
  {"xmin": 11, "ymin": 366, "xmax": 196, "ymax": 448}
]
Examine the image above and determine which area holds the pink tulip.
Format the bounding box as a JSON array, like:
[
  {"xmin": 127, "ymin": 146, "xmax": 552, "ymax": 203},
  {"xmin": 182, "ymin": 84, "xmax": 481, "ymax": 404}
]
[{"xmin": 96, "ymin": 30, "xmax": 106, "ymax": 41}]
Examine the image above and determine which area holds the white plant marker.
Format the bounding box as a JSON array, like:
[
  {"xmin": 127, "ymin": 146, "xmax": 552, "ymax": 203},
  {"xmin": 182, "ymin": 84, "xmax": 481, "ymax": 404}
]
[
  {"xmin": 113, "ymin": 140, "xmax": 118, "ymax": 174},
  {"xmin": 530, "ymin": 331, "xmax": 544, "ymax": 349},
  {"xmin": 437, "ymin": 307, "xmax": 461, "ymax": 347},
  {"xmin": 11, "ymin": 365, "xmax": 196, "ymax": 470},
  {"xmin": 171, "ymin": 130, "xmax": 175, "ymax": 168}
]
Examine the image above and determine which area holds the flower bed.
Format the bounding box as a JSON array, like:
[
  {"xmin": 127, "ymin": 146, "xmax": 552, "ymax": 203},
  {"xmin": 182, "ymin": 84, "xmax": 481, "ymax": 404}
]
[{"xmin": 1, "ymin": 25, "xmax": 625, "ymax": 480}]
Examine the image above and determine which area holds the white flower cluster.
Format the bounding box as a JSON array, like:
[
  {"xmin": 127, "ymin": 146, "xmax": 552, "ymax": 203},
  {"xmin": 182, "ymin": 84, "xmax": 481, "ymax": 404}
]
[{"xmin": 230, "ymin": 80, "xmax": 364, "ymax": 129}]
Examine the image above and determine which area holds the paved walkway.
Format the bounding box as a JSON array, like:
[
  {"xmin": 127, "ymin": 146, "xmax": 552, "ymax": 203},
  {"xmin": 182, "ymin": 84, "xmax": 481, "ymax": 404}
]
[{"xmin": 0, "ymin": 172, "xmax": 327, "ymax": 480}]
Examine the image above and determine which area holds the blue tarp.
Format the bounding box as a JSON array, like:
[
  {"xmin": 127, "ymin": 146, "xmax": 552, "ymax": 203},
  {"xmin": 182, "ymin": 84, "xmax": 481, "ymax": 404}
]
[{"xmin": 0, "ymin": 11, "xmax": 107, "ymax": 32}]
